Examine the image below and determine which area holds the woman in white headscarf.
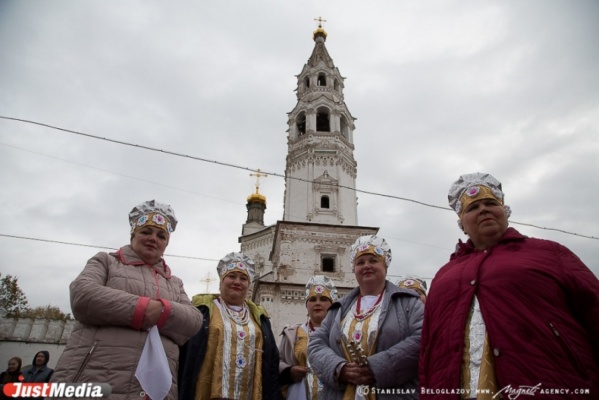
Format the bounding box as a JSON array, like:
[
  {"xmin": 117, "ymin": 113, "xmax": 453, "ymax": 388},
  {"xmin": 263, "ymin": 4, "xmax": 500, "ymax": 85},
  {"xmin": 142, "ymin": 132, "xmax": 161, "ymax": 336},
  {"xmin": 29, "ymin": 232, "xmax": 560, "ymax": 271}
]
[
  {"xmin": 308, "ymin": 235, "xmax": 423, "ymax": 400},
  {"xmin": 279, "ymin": 275, "xmax": 338, "ymax": 399},
  {"xmin": 51, "ymin": 200, "xmax": 203, "ymax": 400}
]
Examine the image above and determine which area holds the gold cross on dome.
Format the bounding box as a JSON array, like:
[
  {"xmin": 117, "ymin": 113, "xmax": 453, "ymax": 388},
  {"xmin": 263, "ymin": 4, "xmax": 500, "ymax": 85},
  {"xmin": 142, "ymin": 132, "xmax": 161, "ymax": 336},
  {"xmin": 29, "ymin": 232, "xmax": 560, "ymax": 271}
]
[
  {"xmin": 250, "ymin": 169, "xmax": 268, "ymax": 194},
  {"xmin": 314, "ymin": 16, "xmax": 327, "ymax": 29}
]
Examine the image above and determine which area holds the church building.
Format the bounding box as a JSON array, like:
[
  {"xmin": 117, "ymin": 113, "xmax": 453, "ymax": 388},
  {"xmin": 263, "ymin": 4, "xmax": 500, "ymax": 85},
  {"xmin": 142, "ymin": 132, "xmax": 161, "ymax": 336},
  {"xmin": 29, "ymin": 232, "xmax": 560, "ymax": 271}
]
[{"xmin": 239, "ymin": 22, "xmax": 379, "ymax": 336}]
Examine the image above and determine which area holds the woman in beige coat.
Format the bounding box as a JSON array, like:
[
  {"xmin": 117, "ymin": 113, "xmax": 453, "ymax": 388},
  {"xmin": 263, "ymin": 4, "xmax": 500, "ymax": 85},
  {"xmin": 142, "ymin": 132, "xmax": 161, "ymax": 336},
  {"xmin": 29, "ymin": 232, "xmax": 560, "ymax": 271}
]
[{"xmin": 51, "ymin": 200, "xmax": 203, "ymax": 400}]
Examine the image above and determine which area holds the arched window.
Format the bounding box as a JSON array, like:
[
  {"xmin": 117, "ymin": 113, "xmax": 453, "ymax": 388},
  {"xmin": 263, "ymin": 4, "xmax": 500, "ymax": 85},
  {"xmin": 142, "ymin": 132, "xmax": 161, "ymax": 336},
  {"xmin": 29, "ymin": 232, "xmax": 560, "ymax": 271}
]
[
  {"xmin": 316, "ymin": 107, "xmax": 330, "ymax": 132},
  {"xmin": 296, "ymin": 112, "xmax": 306, "ymax": 136},
  {"xmin": 317, "ymin": 73, "xmax": 326, "ymax": 87},
  {"xmin": 321, "ymin": 195, "xmax": 330, "ymax": 209},
  {"xmin": 304, "ymin": 75, "xmax": 310, "ymax": 89}
]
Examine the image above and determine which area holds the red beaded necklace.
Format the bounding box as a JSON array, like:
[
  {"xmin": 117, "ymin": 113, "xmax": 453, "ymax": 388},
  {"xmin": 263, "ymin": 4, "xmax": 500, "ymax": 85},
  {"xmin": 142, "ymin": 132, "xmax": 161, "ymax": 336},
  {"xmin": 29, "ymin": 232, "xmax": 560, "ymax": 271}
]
[{"xmin": 354, "ymin": 289, "xmax": 385, "ymax": 322}]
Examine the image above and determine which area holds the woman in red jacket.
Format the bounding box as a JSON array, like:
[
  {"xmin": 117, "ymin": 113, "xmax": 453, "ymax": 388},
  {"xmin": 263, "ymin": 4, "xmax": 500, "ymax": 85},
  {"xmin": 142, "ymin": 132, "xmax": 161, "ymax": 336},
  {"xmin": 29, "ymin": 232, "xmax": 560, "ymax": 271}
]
[{"xmin": 420, "ymin": 173, "xmax": 599, "ymax": 399}]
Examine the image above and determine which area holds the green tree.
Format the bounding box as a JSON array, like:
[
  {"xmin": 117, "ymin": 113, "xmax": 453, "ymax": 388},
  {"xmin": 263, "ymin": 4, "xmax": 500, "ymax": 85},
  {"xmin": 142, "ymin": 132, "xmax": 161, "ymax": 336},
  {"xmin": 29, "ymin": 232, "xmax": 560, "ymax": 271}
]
[
  {"xmin": 20, "ymin": 304, "xmax": 71, "ymax": 321},
  {"xmin": 0, "ymin": 273, "xmax": 29, "ymax": 317}
]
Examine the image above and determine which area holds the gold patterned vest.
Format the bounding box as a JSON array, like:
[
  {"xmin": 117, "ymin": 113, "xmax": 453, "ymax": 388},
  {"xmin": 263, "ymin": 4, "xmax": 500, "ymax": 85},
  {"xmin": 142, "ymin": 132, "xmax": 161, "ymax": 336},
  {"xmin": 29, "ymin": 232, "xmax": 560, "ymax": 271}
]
[
  {"xmin": 340, "ymin": 295, "xmax": 383, "ymax": 400},
  {"xmin": 194, "ymin": 299, "xmax": 264, "ymax": 400},
  {"xmin": 291, "ymin": 324, "xmax": 321, "ymax": 400}
]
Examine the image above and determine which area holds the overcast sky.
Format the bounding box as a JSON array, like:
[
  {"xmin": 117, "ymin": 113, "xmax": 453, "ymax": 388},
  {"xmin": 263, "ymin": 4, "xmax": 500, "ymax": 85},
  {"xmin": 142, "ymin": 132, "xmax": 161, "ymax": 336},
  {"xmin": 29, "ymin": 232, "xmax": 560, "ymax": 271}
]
[{"xmin": 1, "ymin": 0, "xmax": 598, "ymax": 315}]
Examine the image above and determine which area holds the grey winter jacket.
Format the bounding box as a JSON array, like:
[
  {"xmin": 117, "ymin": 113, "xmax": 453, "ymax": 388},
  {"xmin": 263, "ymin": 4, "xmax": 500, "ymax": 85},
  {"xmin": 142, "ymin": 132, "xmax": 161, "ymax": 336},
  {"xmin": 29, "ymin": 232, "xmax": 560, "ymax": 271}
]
[
  {"xmin": 22, "ymin": 351, "xmax": 54, "ymax": 383},
  {"xmin": 308, "ymin": 280, "xmax": 423, "ymax": 399}
]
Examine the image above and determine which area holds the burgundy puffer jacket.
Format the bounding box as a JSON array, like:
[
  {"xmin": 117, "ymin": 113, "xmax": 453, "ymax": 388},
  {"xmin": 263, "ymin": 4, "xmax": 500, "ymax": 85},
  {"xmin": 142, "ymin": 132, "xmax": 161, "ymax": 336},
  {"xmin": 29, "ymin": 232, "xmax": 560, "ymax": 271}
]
[{"xmin": 420, "ymin": 228, "xmax": 599, "ymax": 399}]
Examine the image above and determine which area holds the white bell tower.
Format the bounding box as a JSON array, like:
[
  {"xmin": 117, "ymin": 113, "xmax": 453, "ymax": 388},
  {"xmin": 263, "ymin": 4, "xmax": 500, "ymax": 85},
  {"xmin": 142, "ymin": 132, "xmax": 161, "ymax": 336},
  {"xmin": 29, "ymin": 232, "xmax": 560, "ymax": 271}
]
[
  {"xmin": 239, "ymin": 20, "xmax": 378, "ymax": 336},
  {"xmin": 283, "ymin": 19, "xmax": 359, "ymax": 226}
]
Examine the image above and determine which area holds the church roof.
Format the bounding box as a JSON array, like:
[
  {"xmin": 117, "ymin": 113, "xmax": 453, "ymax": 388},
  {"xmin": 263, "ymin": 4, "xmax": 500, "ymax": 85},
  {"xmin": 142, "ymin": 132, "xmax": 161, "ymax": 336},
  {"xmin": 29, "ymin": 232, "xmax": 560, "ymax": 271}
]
[{"xmin": 309, "ymin": 27, "xmax": 334, "ymax": 68}]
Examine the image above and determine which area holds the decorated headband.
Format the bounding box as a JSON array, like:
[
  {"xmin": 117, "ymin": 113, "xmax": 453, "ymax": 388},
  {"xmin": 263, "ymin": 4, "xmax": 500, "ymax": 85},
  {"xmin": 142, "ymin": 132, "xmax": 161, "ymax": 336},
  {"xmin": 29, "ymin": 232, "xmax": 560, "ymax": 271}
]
[
  {"xmin": 129, "ymin": 200, "xmax": 177, "ymax": 236},
  {"xmin": 397, "ymin": 277, "xmax": 428, "ymax": 297},
  {"xmin": 448, "ymin": 172, "xmax": 511, "ymax": 217},
  {"xmin": 305, "ymin": 275, "xmax": 338, "ymax": 303},
  {"xmin": 216, "ymin": 252, "xmax": 256, "ymax": 282},
  {"xmin": 350, "ymin": 235, "xmax": 392, "ymax": 270}
]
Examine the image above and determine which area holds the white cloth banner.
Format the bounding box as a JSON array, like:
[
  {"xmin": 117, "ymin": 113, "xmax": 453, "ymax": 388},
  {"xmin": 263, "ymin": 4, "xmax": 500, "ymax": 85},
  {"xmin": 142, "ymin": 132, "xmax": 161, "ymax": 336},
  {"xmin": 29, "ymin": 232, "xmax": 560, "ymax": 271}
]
[{"xmin": 135, "ymin": 326, "xmax": 172, "ymax": 400}]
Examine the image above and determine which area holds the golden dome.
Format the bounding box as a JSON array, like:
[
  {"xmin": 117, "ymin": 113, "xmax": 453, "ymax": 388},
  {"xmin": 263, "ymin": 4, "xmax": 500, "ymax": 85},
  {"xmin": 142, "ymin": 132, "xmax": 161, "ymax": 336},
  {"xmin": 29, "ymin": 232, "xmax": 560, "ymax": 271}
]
[
  {"xmin": 247, "ymin": 191, "xmax": 266, "ymax": 204},
  {"xmin": 313, "ymin": 26, "xmax": 327, "ymax": 40}
]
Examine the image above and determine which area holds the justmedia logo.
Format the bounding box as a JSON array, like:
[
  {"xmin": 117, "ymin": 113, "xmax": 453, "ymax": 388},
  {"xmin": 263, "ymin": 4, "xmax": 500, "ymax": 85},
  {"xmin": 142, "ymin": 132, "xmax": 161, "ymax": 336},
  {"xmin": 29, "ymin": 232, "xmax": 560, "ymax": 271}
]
[{"xmin": 3, "ymin": 382, "xmax": 112, "ymax": 398}]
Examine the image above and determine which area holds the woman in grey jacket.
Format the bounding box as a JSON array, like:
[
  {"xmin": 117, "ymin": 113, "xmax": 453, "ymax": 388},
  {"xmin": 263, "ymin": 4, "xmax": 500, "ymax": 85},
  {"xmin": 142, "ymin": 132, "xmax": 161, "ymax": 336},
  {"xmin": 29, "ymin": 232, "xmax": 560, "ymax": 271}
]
[{"xmin": 308, "ymin": 235, "xmax": 423, "ymax": 400}]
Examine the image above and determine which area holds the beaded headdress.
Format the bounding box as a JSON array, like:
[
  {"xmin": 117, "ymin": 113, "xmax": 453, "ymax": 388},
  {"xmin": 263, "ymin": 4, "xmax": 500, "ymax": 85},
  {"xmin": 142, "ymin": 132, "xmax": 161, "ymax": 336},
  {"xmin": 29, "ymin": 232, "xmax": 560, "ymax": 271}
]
[
  {"xmin": 305, "ymin": 275, "xmax": 338, "ymax": 303},
  {"xmin": 350, "ymin": 235, "xmax": 392, "ymax": 271},
  {"xmin": 448, "ymin": 172, "xmax": 506, "ymax": 217},
  {"xmin": 128, "ymin": 200, "xmax": 177, "ymax": 237},
  {"xmin": 216, "ymin": 252, "xmax": 256, "ymax": 282},
  {"xmin": 397, "ymin": 276, "xmax": 428, "ymax": 297}
]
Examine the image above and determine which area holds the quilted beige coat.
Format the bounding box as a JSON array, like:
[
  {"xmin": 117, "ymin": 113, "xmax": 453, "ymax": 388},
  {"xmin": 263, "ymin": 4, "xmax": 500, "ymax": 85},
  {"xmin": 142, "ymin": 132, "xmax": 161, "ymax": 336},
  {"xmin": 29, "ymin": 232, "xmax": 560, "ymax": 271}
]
[{"xmin": 51, "ymin": 245, "xmax": 203, "ymax": 399}]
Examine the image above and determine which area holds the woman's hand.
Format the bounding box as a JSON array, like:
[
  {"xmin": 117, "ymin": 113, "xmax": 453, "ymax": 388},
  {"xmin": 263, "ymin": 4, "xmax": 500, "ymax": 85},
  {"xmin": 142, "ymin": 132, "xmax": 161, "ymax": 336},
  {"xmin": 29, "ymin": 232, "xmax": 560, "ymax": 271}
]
[
  {"xmin": 142, "ymin": 299, "xmax": 163, "ymax": 330},
  {"xmin": 339, "ymin": 363, "xmax": 375, "ymax": 386},
  {"xmin": 290, "ymin": 366, "xmax": 309, "ymax": 382}
]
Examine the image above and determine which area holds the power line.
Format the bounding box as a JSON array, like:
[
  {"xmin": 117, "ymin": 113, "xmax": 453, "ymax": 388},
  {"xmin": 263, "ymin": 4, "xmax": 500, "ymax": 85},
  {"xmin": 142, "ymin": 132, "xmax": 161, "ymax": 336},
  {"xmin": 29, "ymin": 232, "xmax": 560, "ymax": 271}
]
[
  {"xmin": 0, "ymin": 234, "xmax": 219, "ymax": 261},
  {"xmin": 1, "ymin": 115, "xmax": 597, "ymax": 240},
  {"xmin": 0, "ymin": 142, "xmax": 243, "ymax": 206},
  {"xmin": 509, "ymin": 221, "xmax": 598, "ymax": 239},
  {"xmin": 0, "ymin": 115, "xmax": 447, "ymax": 210},
  {"xmin": 4, "ymin": 139, "xmax": 596, "ymax": 242}
]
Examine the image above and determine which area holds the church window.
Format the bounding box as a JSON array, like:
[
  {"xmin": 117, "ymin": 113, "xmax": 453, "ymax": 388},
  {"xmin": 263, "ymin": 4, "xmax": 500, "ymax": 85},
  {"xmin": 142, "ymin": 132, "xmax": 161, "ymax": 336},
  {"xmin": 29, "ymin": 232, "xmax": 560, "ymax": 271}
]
[
  {"xmin": 296, "ymin": 113, "xmax": 306, "ymax": 136},
  {"xmin": 321, "ymin": 195, "xmax": 330, "ymax": 209},
  {"xmin": 304, "ymin": 75, "xmax": 310, "ymax": 89},
  {"xmin": 340, "ymin": 115, "xmax": 350, "ymax": 139},
  {"xmin": 317, "ymin": 73, "xmax": 326, "ymax": 86},
  {"xmin": 321, "ymin": 255, "xmax": 336, "ymax": 272},
  {"xmin": 316, "ymin": 107, "xmax": 330, "ymax": 132}
]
